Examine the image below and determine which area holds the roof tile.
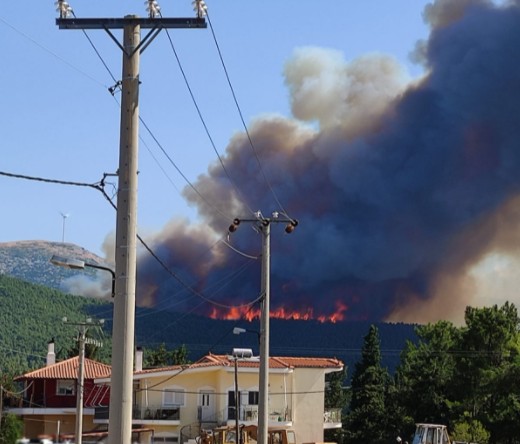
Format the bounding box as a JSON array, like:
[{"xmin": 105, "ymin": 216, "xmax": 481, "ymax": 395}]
[{"xmin": 16, "ymin": 357, "xmax": 111, "ymax": 381}]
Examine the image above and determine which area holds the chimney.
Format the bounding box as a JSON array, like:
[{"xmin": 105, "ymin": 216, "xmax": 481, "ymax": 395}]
[
  {"xmin": 135, "ymin": 346, "xmax": 143, "ymax": 372},
  {"xmin": 47, "ymin": 339, "xmax": 56, "ymax": 366}
]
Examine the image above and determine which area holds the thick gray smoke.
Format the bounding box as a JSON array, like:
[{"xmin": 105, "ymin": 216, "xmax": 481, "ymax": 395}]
[{"xmin": 136, "ymin": 0, "xmax": 520, "ymax": 324}]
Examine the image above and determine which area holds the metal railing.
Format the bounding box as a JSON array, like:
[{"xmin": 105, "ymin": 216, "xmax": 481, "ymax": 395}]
[
  {"xmin": 138, "ymin": 405, "xmax": 181, "ymax": 420},
  {"xmin": 94, "ymin": 405, "xmax": 181, "ymax": 421},
  {"xmin": 324, "ymin": 408, "xmax": 342, "ymax": 423}
]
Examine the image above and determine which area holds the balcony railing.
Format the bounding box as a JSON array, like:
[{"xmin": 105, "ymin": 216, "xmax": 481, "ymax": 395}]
[
  {"xmin": 140, "ymin": 406, "xmax": 181, "ymax": 421},
  {"xmin": 226, "ymin": 406, "xmax": 292, "ymax": 423},
  {"xmin": 94, "ymin": 405, "xmax": 181, "ymax": 421},
  {"xmin": 324, "ymin": 408, "xmax": 342, "ymax": 423}
]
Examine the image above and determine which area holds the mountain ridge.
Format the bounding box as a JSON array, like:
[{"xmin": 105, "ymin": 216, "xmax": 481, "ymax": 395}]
[
  {"xmin": 0, "ymin": 239, "xmax": 108, "ymax": 293},
  {"xmin": 0, "ymin": 240, "xmax": 418, "ymax": 375}
]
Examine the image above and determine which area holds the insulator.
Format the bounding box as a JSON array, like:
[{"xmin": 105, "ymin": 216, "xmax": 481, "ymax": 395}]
[
  {"xmin": 145, "ymin": 0, "xmax": 161, "ymax": 18},
  {"xmin": 285, "ymin": 219, "xmax": 298, "ymax": 234},
  {"xmin": 192, "ymin": 0, "xmax": 208, "ymax": 18},
  {"xmin": 55, "ymin": 0, "xmax": 73, "ymax": 18},
  {"xmin": 228, "ymin": 218, "xmax": 241, "ymax": 233}
]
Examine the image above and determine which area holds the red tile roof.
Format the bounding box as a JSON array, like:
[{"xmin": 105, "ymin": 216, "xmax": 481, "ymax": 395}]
[
  {"xmin": 16, "ymin": 357, "xmax": 111, "ymax": 381},
  {"xmin": 133, "ymin": 353, "xmax": 343, "ymax": 376},
  {"xmin": 204, "ymin": 354, "xmax": 344, "ymax": 370}
]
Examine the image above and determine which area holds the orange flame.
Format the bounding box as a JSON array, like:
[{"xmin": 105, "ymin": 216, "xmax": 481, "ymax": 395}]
[{"xmin": 208, "ymin": 300, "xmax": 349, "ymax": 323}]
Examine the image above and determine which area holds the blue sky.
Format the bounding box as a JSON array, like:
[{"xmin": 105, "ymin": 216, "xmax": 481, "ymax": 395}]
[
  {"xmin": 1, "ymin": 1, "xmax": 430, "ymax": 257},
  {"xmin": 3, "ymin": 0, "xmax": 520, "ymax": 325}
]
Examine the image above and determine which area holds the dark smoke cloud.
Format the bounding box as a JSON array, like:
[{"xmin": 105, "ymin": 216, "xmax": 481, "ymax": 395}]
[{"xmin": 136, "ymin": 0, "xmax": 520, "ymax": 324}]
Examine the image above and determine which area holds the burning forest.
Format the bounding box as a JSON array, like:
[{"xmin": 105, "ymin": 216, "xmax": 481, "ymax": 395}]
[{"xmin": 128, "ymin": 0, "xmax": 520, "ymax": 324}]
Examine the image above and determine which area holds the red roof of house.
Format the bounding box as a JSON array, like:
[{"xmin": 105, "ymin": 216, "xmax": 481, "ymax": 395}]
[
  {"xmin": 203, "ymin": 354, "xmax": 344, "ymax": 370},
  {"xmin": 133, "ymin": 353, "xmax": 343, "ymax": 376},
  {"xmin": 15, "ymin": 357, "xmax": 111, "ymax": 381}
]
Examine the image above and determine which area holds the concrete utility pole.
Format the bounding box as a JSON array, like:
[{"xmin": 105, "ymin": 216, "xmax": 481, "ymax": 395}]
[
  {"xmin": 63, "ymin": 317, "xmax": 104, "ymax": 444},
  {"xmin": 228, "ymin": 213, "xmax": 298, "ymax": 444},
  {"xmin": 56, "ymin": 6, "xmax": 206, "ymax": 443},
  {"xmin": 76, "ymin": 324, "xmax": 86, "ymax": 444}
]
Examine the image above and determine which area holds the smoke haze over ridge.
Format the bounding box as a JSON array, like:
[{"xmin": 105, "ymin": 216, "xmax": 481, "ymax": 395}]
[{"xmin": 128, "ymin": 0, "xmax": 520, "ymax": 324}]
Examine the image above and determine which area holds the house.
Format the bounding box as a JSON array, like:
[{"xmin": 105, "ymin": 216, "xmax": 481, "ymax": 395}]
[
  {"xmin": 9, "ymin": 343, "xmax": 343, "ymax": 444},
  {"xmin": 93, "ymin": 349, "xmax": 343, "ymax": 444},
  {"xmin": 8, "ymin": 340, "xmax": 111, "ymax": 441}
]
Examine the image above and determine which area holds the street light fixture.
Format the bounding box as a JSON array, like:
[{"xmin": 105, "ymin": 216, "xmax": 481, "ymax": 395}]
[
  {"xmin": 233, "ymin": 327, "xmax": 260, "ymax": 347},
  {"xmin": 50, "ymin": 254, "xmax": 116, "ymax": 298}
]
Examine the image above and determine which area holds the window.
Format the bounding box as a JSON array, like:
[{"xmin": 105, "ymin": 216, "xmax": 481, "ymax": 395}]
[
  {"xmin": 200, "ymin": 392, "xmax": 211, "ymax": 407},
  {"xmin": 163, "ymin": 387, "xmax": 185, "ymax": 406},
  {"xmin": 154, "ymin": 435, "xmax": 179, "ymax": 443},
  {"xmin": 56, "ymin": 380, "xmax": 75, "ymax": 396},
  {"xmin": 248, "ymin": 391, "xmax": 259, "ymax": 405}
]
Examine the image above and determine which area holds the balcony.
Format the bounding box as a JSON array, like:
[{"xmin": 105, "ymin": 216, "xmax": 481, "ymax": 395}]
[
  {"xmin": 224, "ymin": 406, "xmax": 292, "ymax": 427},
  {"xmin": 323, "ymin": 408, "xmax": 342, "ymax": 429},
  {"xmin": 94, "ymin": 405, "xmax": 181, "ymax": 423}
]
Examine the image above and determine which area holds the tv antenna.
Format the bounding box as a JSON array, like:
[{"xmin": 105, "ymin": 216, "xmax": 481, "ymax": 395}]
[{"xmin": 60, "ymin": 212, "xmax": 70, "ymax": 242}]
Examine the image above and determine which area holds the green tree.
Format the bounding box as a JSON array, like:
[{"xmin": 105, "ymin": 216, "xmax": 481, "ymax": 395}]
[
  {"xmin": 171, "ymin": 344, "xmax": 189, "ymax": 366},
  {"xmin": 393, "ymin": 320, "xmax": 459, "ymax": 431},
  {"xmin": 344, "ymin": 325, "xmax": 390, "ymax": 444},
  {"xmin": 452, "ymin": 417, "xmax": 490, "ymax": 444},
  {"xmin": 145, "ymin": 343, "xmax": 171, "ymax": 367},
  {"xmin": 144, "ymin": 344, "xmax": 191, "ymax": 367},
  {"xmin": 0, "ymin": 413, "xmax": 23, "ymax": 444},
  {"xmin": 455, "ymin": 303, "xmax": 520, "ymax": 443}
]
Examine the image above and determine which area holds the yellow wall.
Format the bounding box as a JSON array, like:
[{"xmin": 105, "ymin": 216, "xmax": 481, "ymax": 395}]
[{"xmin": 134, "ymin": 365, "xmax": 327, "ymax": 444}]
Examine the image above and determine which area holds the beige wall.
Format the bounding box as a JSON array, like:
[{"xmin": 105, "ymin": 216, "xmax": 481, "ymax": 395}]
[
  {"xmin": 292, "ymin": 368, "xmax": 326, "ymax": 443},
  {"xmin": 133, "ymin": 365, "xmax": 330, "ymax": 444}
]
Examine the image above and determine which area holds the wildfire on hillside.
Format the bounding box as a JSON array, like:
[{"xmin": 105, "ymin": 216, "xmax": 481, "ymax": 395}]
[
  {"xmin": 117, "ymin": 1, "xmax": 520, "ymax": 325},
  {"xmin": 208, "ymin": 300, "xmax": 349, "ymax": 323}
]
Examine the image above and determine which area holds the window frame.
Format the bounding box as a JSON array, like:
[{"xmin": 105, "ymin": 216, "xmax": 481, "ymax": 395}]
[
  {"xmin": 162, "ymin": 386, "xmax": 185, "ymax": 407},
  {"xmin": 56, "ymin": 379, "xmax": 75, "ymax": 396}
]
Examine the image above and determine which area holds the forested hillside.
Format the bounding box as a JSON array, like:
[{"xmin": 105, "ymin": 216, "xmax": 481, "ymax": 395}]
[
  {"xmin": 0, "ymin": 274, "xmax": 111, "ymax": 373},
  {"xmin": 0, "ymin": 274, "xmax": 416, "ymax": 373},
  {"xmin": 0, "ymin": 273, "xmax": 418, "ymax": 378},
  {"xmin": 0, "ymin": 240, "xmax": 418, "ymax": 377}
]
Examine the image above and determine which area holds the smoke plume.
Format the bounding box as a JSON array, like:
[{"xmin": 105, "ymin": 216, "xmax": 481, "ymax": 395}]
[{"xmin": 136, "ymin": 0, "xmax": 520, "ymax": 324}]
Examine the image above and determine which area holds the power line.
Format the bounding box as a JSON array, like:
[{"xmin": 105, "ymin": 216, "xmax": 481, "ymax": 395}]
[
  {"xmin": 70, "ymin": 6, "xmax": 239, "ymax": 224},
  {"xmin": 161, "ymin": 23, "xmax": 255, "ymax": 216},
  {"xmin": 205, "ymin": 11, "xmax": 291, "ymax": 218},
  {"xmin": 0, "ymin": 16, "xmax": 106, "ymax": 88},
  {"xmin": 0, "ymin": 170, "xmax": 261, "ymax": 313}
]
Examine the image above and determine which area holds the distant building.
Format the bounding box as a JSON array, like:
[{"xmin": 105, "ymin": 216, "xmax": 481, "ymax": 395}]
[
  {"xmin": 9, "ymin": 343, "xmax": 343, "ymax": 444},
  {"xmin": 8, "ymin": 341, "xmax": 111, "ymax": 441}
]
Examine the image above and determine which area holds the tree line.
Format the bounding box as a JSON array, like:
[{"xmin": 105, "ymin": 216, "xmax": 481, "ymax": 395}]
[{"xmin": 324, "ymin": 302, "xmax": 520, "ymax": 444}]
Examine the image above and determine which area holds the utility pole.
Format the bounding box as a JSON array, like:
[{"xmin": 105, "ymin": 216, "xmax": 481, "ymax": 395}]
[
  {"xmin": 228, "ymin": 212, "xmax": 298, "ymax": 444},
  {"xmin": 55, "ymin": 3, "xmax": 206, "ymax": 444},
  {"xmin": 234, "ymin": 355, "xmax": 240, "ymax": 444},
  {"xmin": 63, "ymin": 317, "xmax": 104, "ymax": 444}
]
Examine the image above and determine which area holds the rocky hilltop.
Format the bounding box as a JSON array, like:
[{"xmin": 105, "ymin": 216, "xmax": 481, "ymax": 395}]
[{"xmin": 0, "ymin": 240, "xmax": 107, "ymax": 293}]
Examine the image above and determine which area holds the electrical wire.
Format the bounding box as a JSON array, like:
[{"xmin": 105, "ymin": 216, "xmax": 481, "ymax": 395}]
[
  {"xmin": 1, "ymin": 8, "xmax": 278, "ymax": 329},
  {"xmin": 161, "ymin": 23, "xmax": 255, "ymax": 216},
  {"xmin": 1, "ymin": 381, "xmax": 34, "ymax": 397},
  {"xmin": 0, "ymin": 16, "xmax": 106, "ymax": 89},
  {"xmin": 205, "ymin": 10, "xmax": 291, "ymax": 218},
  {"xmin": 0, "ymin": 170, "xmax": 260, "ymax": 313},
  {"xmin": 138, "ymin": 115, "xmax": 232, "ymax": 223},
  {"xmin": 95, "ymin": 182, "xmax": 261, "ymax": 311}
]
